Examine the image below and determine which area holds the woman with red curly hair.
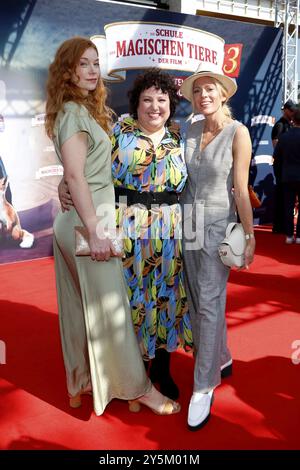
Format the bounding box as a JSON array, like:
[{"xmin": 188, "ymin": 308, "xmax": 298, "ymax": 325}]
[{"xmin": 45, "ymin": 37, "xmax": 180, "ymax": 416}]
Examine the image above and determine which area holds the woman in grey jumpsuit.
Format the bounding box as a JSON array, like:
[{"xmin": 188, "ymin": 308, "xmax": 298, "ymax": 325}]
[{"xmin": 180, "ymin": 64, "xmax": 255, "ymax": 430}]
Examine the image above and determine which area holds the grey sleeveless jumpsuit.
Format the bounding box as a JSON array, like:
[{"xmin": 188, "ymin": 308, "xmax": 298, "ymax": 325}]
[{"xmin": 181, "ymin": 119, "xmax": 241, "ymax": 392}]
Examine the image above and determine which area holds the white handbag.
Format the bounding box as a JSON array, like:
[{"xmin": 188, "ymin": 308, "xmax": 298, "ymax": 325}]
[{"xmin": 218, "ymin": 222, "xmax": 246, "ymax": 268}]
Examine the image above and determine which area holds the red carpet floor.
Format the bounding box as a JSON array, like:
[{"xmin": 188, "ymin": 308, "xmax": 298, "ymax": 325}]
[{"xmin": 0, "ymin": 226, "xmax": 299, "ymax": 450}]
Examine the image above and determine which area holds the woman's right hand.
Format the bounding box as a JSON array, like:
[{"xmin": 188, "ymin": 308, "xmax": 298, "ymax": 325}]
[
  {"xmin": 88, "ymin": 229, "xmax": 112, "ymax": 261},
  {"xmin": 58, "ymin": 178, "xmax": 73, "ymax": 212},
  {"xmin": 88, "ymin": 224, "xmax": 123, "ymax": 261}
]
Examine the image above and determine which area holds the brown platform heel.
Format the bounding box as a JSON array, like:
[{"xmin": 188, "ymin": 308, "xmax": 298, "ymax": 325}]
[
  {"xmin": 69, "ymin": 393, "xmax": 82, "ymax": 408},
  {"xmin": 69, "ymin": 389, "xmax": 92, "ymax": 408},
  {"xmin": 128, "ymin": 385, "xmax": 181, "ymax": 415}
]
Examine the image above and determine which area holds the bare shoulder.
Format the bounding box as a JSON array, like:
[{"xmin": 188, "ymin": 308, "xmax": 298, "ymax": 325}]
[
  {"xmin": 233, "ymin": 124, "xmax": 251, "ymax": 147},
  {"xmin": 235, "ymin": 123, "xmax": 250, "ymax": 138},
  {"xmin": 233, "ymin": 123, "xmax": 252, "ymax": 160}
]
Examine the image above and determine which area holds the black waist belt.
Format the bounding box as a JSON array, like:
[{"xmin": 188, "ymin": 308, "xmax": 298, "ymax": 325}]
[{"xmin": 115, "ymin": 187, "xmax": 178, "ymax": 210}]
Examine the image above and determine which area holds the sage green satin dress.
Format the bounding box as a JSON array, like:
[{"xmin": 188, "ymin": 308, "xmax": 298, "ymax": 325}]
[{"xmin": 52, "ymin": 102, "xmax": 150, "ymax": 415}]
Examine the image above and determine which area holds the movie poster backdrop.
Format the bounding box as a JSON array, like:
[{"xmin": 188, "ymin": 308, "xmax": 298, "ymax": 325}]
[{"xmin": 0, "ymin": 0, "xmax": 282, "ymax": 263}]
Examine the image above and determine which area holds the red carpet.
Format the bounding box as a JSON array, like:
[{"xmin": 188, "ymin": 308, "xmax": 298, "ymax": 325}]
[{"xmin": 0, "ymin": 226, "xmax": 299, "ymax": 450}]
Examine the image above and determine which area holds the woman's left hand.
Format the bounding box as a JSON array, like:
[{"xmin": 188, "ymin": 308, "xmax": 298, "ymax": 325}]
[{"xmin": 243, "ymin": 238, "xmax": 255, "ymax": 269}]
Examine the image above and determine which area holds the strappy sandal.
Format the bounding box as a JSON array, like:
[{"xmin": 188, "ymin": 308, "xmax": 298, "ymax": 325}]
[{"xmin": 128, "ymin": 385, "xmax": 180, "ymax": 415}]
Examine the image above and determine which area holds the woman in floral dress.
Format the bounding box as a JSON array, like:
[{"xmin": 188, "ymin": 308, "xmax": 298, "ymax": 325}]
[{"xmin": 111, "ymin": 69, "xmax": 192, "ymax": 399}]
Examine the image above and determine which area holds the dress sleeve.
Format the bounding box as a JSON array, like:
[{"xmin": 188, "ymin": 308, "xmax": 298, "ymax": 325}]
[{"xmin": 57, "ymin": 104, "xmax": 94, "ymax": 151}]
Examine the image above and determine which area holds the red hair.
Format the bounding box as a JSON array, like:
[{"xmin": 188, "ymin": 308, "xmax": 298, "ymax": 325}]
[{"xmin": 45, "ymin": 36, "xmax": 114, "ymax": 138}]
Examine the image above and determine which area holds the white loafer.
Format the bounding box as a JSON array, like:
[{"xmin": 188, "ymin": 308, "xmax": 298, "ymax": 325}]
[{"xmin": 187, "ymin": 390, "xmax": 214, "ymax": 431}]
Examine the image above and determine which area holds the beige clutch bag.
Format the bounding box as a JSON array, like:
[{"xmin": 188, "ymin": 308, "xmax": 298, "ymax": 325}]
[{"xmin": 74, "ymin": 226, "xmax": 124, "ymax": 257}]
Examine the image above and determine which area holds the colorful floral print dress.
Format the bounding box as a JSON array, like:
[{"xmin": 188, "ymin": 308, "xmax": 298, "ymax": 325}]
[{"xmin": 111, "ymin": 116, "xmax": 192, "ymax": 360}]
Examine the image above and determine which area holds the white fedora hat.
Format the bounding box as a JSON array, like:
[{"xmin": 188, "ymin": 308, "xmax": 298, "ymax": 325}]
[{"xmin": 180, "ymin": 62, "xmax": 237, "ymax": 102}]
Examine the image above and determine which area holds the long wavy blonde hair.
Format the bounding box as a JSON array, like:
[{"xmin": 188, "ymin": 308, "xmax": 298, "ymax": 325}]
[{"xmin": 45, "ymin": 37, "xmax": 114, "ymax": 139}]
